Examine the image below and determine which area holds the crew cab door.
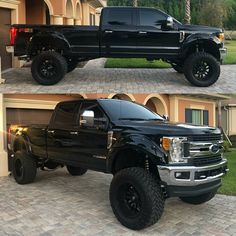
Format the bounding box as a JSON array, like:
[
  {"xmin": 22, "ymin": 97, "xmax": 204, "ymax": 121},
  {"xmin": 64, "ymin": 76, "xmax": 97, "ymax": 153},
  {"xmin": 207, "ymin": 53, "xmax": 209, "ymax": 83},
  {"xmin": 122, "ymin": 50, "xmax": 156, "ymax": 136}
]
[
  {"xmin": 136, "ymin": 8, "xmax": 181, "ymax": 57},
  {"xmin": 47, "ymin": 102, "xmax": 81, "ymax": 163},
  {"xmin": 76, "ymin": 101, "xmax": 109, "ymax": 171},
  {"xmin": 100, "ymin": 8, "xmax": 137, "ymax": 56}
]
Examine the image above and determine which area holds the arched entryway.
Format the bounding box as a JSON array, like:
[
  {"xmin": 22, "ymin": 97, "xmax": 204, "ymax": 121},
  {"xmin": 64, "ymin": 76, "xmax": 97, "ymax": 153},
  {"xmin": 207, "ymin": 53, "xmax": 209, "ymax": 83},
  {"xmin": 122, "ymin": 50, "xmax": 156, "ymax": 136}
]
[
  {"xmin": 75, "ymin": 1, "xmax": 82, "ymax": 25},
  {"xmin": 144, "ymin": 95, "xmax": 168, "ymax": 116},
  {"xmin": 65, "ymin": 0, "xmax": 74, "ymax": 25},
  {"xmin": 26, "ymin": 0, "xmax": 52, "ymax": 24},
  {"xmin": 110, "ymin": 94, "xmax": 135, "ymax": 102}
]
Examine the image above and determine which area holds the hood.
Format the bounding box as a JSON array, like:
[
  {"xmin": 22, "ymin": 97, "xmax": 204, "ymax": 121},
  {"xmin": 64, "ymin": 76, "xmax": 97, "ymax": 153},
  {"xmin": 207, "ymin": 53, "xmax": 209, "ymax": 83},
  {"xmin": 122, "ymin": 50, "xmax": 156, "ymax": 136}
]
[
  {"xmin": 179, "ymin": 24, "xmax": 222, "ymax": 34},
  {"xmin": 115, "ymin": 120, "xmax": 221, "ymax": 137}
]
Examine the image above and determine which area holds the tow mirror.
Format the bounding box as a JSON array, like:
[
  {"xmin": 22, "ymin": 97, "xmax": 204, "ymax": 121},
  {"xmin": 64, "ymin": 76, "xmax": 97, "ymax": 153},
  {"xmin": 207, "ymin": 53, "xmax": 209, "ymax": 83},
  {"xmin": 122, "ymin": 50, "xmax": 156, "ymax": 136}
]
[
  {"xmin": 80, "ymin": 110, "xmax": 94, "ymax": 127},
  {"xmin": 163, "ymin": 115, "xmax": 169, "ymax": 121},
  {"xmin": 163, "ymin": 16, "xmax": 174, "ymax": 30}
]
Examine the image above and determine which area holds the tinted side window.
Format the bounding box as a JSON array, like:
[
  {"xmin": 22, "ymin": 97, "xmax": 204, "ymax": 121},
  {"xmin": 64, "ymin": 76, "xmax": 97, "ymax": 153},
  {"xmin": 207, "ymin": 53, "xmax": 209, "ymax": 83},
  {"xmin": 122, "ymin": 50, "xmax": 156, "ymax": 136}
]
[
  {"xmin": 80, "ymin": 102, "xmax": 108, "ymax": 128},
  {"xmin": 53, "ymin": 103, "xmax": 78, "ymax": 127},
  {"xmin": 104, "ymin": 9, "xmax": 133, "ymax": 26},
  {"xmin": 139, "ymin": 9, "xmax": 167, "ymax": 28}
]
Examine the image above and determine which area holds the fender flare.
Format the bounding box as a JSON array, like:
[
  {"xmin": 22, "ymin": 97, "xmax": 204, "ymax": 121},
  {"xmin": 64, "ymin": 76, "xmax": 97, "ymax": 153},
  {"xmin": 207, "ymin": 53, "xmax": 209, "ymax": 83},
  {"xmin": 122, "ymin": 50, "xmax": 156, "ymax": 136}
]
[
  {"xmin": 182, "ymin": 34, "xmax": 221, "ymax": 60},
  {"xmin": 107, "ymin": 134, "xmax": 166, "ymax": 173},
  {"xmin": 28, "ymin": 31, "xmax": 71, "ymax": 55}
]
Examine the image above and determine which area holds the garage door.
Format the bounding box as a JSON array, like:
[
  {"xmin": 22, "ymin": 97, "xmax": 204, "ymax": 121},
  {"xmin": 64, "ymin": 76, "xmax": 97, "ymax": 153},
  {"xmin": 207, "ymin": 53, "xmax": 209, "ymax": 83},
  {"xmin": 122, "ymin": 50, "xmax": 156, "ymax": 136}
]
[
  {"xmin": 6, "ymin": 108, "xmax": 53, "ymax": 127},
  {"xmin": 0, "ymin": 8, "xmax": 12, "ymax": 70}
]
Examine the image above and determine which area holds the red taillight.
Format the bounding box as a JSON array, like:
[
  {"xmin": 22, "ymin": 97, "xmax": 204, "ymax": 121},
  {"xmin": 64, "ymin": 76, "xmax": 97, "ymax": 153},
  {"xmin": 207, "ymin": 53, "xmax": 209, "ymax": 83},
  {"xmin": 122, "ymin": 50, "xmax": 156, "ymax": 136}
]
[{"xmin": 10, "ymin": 27, "xmax": 17, "ymax": 45}]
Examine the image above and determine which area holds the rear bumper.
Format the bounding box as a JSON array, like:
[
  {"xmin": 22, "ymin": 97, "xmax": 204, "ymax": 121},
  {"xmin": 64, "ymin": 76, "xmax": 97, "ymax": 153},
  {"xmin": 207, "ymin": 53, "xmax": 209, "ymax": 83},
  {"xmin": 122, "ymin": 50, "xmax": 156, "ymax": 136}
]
[{"xmin": 158, "ymin": 159, "xmax": 228, "ymax": 197}]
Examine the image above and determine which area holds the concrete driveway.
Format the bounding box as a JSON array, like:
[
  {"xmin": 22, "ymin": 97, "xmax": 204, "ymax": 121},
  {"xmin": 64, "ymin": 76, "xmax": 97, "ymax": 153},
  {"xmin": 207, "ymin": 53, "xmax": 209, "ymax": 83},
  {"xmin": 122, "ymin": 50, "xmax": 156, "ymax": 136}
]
[
  {"xmin": 1, "ymin": 64, "xmax": 236, "ymax": 94},
  {"xmin": 0, "ymin": 169, "xmax": 235, "ymax": 236}
]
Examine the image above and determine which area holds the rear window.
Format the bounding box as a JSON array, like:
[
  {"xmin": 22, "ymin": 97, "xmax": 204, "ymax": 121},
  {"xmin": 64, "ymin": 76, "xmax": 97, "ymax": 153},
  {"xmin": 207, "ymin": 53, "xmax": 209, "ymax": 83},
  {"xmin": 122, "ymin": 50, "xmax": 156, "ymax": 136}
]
[
  {"xmin": 53, "ymin": 103, "xmax": 78, "ymax": 127},
  {"xmin": 104, "ymin": 9, "xmax": 133, "ymax": 26}
]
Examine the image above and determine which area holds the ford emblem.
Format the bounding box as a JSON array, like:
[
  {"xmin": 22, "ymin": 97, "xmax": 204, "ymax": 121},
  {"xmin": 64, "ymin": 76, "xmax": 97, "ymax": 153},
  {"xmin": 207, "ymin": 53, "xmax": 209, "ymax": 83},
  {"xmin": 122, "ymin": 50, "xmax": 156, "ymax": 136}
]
[{"xmin": 209, "ymin": 144, "xmax": 220, "ymax": 154}]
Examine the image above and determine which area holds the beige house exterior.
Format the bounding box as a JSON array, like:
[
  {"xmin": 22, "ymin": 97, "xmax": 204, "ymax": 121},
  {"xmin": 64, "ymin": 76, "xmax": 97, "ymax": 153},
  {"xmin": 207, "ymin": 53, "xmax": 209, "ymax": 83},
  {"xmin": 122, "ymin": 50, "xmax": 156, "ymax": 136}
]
[
  {"xmin": 221, "ymin": 95, "xmax": 236, "ymax": 136},
  {"xmin": 0, "ymin": 93, "xmax": 228, "ymax": 177},
  {"xmin": 0, "ymin": 0, "xmax": 107, "ymax": 70}
]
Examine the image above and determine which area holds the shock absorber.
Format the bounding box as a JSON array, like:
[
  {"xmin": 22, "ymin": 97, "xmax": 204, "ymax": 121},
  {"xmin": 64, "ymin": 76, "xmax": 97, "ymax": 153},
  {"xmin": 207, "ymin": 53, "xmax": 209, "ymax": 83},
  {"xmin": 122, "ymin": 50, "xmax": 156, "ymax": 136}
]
[{"xmin": 145, "ymin": 155, "xmax": 150, "ymax": 171}]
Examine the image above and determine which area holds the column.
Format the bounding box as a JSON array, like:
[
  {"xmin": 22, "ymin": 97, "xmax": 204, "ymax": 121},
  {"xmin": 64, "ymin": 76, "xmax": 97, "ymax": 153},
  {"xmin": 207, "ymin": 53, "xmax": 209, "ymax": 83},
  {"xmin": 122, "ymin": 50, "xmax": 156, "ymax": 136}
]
[
  {"xmin": 74, "ymin": 19, "xmax": 82, "ymax": 25},
  {"xmin": 0, "ymin": 57, "xmax": 5, "ymax": 84},
  {"xmin": 0, "ymin": 94, "xmax": 9, "ymax": 177},
  {"xmin": 53, "ymin": 15, "xmax": 64, "ymax": 25},
  {"xmin": 66, "ymin": 17, "xmax": 74, "ymax": 25}
]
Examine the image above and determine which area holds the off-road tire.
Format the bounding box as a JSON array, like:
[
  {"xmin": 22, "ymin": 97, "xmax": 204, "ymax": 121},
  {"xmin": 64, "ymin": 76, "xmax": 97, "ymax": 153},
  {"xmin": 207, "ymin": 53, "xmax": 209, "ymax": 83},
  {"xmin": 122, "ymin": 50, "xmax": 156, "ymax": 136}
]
[
  {"xmin": 31, "ymin": 51, "xmax": 67, "ymax": 85},
  {"xmin": 183, "ymin": 52, "xmax": 220, "ymax": 87},
  {"xmin": 67, "ymin": 58, "xmax": 78, "ymax": 73},
  {"xmin": 110, "ymin": 167, "xmax": 164, "ymax": 230},
  {"xmin": 179, "ymin": 191, "xmax": 217, "ymax": 205},
  {"xmin": 12, "ymin": 151, "xmax": 37, "ymax": 185},
  {"xmin": 66, "ymin": 165, "xmax": 87, "ymax": 176},
  {"xmin": 171, "ymin": 63, "xmax": 184, "ymax": 73}
]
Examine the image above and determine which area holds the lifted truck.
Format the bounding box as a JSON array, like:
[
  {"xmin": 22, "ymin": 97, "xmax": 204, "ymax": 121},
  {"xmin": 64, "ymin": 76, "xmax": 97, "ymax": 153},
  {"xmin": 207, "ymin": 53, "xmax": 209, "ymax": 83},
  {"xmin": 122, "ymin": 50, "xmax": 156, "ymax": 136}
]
[
  {"xmin": 7, "ymin": 7, "xmax": 226, "ymax": 87},
  {"xmin": 9, "ymin": 99, "xmax": 228, "ymax": 230}
]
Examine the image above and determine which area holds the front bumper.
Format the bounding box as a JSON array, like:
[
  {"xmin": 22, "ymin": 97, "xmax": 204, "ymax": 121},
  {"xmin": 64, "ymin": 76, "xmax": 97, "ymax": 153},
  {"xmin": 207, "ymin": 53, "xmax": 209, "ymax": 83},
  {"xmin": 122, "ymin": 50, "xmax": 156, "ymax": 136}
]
[
  {"xmin": 220, "ymin": 47, "xmax": 227, "ymax": 62},
  {"xmin": 158, "ymin": 159, "xmax": 228, "ymax": 197},
  {"xmin": 158, "ymin": 159, "xmax": 228, "ymax": 186}
]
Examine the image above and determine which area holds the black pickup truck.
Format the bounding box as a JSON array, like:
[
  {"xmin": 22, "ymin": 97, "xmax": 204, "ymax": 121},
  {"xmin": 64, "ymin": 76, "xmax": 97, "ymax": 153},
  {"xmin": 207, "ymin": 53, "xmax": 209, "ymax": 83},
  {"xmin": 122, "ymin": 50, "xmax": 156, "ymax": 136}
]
[
  {"xmin": 7, "ymin": 7, "xmax": 227, "ymax": 87},
  {"xmin": 9, "ymin": 99, "xmax": 228, "ymax": 230}
]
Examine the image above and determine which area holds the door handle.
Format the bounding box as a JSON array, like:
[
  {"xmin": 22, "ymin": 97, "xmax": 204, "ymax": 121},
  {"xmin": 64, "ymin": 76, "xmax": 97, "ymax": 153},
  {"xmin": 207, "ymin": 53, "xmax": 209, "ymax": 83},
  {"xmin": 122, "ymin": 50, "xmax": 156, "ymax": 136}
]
[
  {"xmin": 105, "ymin": 30, "xmax": 113, "ymax": 34},
  {"xmin": 139, "ymin": 31, "xmax": 147, "ymax": 35},
  {"xmin": 70, "ymin": 131, "xmax": 79, "ymax": 135},
  {"xmin": 48, "ymin": 130, "xmax": 55, "ymax": 134}
]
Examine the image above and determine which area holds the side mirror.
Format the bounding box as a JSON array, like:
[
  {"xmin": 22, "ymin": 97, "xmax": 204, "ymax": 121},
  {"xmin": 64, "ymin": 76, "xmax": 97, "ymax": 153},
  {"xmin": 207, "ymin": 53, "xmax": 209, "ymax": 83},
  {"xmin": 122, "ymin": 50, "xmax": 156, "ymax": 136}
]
[
  {"xmin": 80, "ymin": 110, "xmax": 94, "ymax": 127},
  {"xmin": 163, "ymin": 115, "xmax": 169, "ymax": 121},
  {"xmin": 163, "ymin": 16, "xmax": 174, "ymax": 30}
]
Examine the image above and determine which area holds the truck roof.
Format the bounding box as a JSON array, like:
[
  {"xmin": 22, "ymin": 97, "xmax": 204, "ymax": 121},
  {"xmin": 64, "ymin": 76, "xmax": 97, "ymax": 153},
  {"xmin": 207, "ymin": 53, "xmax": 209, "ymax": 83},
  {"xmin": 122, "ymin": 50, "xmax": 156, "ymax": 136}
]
[{"xmin": 104, "ymin": 6, "xmax": 156, "ymax": 10}]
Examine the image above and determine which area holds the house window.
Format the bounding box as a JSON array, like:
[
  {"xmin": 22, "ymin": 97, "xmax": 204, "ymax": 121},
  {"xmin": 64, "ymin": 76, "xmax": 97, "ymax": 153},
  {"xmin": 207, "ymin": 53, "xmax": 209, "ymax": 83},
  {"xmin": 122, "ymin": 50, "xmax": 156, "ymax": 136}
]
[
  {"xmin": 90, "ymin": 13, "xmax": 95, "ymax": 26},
  {"xmin": 185, "ymin": 109, "xmax": 209, "ymax": 126}
]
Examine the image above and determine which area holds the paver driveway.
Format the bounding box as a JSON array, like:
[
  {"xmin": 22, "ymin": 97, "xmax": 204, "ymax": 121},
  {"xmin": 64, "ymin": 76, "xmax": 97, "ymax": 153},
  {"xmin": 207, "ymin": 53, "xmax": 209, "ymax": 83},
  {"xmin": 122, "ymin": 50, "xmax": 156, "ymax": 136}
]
[
  {"xmin": 1, "ymin": 65, "xmax": 236, "ymax": 94},
  {"xmin": 0, "ymin": 169, "xmax": 235, "ymax": 236}
]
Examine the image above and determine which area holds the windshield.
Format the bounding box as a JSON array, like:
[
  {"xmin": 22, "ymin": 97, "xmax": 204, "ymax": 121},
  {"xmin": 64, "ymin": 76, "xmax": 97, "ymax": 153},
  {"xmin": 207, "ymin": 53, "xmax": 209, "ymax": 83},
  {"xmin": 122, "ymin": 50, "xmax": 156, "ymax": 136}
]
[{"xmin": 100, "ymin": 100, "xmax": 164, "ymax": 121}]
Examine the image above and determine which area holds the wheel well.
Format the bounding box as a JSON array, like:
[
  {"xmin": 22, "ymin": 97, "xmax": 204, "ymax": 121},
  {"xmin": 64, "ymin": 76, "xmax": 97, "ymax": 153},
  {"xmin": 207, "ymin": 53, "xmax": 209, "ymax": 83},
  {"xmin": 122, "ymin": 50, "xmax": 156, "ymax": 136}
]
[
  {"xmin": 13, "ymin": 139, "xmax": 27, "ymax": 153},
  {"xmin": 30, "ymin": 39, "xmax": 69, "ymax": 58},
  {"xmin": 112, "ymin": 149, "xmax": 160, "ymax": 179},
  {"xmin": 185, "ymin": 41, "xmax": 220, "ymax": 61}
]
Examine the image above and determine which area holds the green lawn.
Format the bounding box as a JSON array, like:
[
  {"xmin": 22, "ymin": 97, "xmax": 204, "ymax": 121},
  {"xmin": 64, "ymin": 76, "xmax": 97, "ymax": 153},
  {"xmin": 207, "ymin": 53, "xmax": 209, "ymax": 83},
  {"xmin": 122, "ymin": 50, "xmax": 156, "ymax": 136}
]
[
  {"xmin": 105, "ymin": 40, "xmax": 236, "ymax": 68},
  {"xmin": 218, "ymin": 149, "xmax": 236, "ymax": 196},
  {"xmin": 224, "ymin": 40, "xmax": 236, "ymax": 64}
]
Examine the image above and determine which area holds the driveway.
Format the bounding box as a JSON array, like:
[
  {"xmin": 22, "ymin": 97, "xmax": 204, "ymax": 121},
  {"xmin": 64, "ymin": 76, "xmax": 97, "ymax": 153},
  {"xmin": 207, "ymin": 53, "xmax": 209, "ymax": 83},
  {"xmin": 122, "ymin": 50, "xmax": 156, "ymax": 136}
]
[
  {"xmin": 0, "ymin": 169, "xmax": 235, "ymax": 236},
  {"xmin": 1, "ymin": 64, "xmax": 236, "ymax": 94}
]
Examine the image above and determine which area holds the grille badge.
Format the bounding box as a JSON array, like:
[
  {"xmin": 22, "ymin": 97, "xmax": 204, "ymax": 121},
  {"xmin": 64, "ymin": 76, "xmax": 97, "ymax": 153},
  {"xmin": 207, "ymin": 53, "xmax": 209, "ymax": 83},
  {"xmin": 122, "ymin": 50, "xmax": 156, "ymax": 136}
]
[{"xmin": 209, "ymin": 144, "xmax": 221, "ymax": 154}]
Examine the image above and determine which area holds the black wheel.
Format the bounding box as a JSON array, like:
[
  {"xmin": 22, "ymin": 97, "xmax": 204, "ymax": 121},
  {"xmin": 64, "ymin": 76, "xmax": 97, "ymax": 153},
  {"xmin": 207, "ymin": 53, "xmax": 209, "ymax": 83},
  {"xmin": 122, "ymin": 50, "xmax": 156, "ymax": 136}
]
[
  {"xmin": 66, "ymin": 58, "xmax": 78, "ymax": 73},
  {"xmin": 12, "ymin": 151, "xmax": 37, "ymax": 185},
  {"xmin": 110, "ymin": 167, "xmax": 164, "ymax": 230},
  {"xmin": 171, "ymin": 63, "xmax": 184, "ymax": 73},
  {"xmin": 66, "ymin": 165, "xmax": 87, "ymax": 176},
  {"xmin": 179, "ymin": 191, "xmax": 216, "ymax": 205},
  {"xmin": 31, "ymin": 51, "xmax": 67, "ymax": 85},
  {"xmin": 183, "ymin": 52, "xmax": 220, "ymax": 87}
]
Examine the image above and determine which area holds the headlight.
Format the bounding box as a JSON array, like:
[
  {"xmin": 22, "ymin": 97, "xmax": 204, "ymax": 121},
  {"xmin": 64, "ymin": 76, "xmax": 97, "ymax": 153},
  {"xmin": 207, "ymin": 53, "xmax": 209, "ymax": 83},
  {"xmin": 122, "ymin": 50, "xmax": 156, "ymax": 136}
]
[
  {"xmin": 161, "ymin": 137, "xmax": 187, "ymax": 163},
  {"xmin": 217, "ymin": 33, "xmax": 225, "ymax": 43}
]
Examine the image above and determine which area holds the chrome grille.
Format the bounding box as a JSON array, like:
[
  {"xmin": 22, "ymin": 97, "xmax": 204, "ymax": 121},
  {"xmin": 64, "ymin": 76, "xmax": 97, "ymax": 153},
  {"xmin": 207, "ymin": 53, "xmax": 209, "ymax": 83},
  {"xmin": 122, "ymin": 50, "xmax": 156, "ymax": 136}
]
[
  {"xmin": 188, "ymin": 134, "xmax": 222, "ymax": 142},
  {"xmin": 192, "ymin": 155, "xmax": 222, "ymax": 166}
]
